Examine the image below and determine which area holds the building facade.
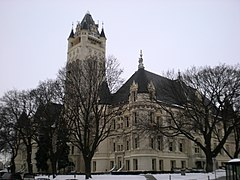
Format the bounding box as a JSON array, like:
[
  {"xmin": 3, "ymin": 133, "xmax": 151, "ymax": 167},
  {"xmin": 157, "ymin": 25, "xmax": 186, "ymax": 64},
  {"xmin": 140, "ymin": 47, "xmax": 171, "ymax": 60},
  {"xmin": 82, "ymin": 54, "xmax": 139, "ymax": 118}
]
[
  {"xmin": 67, "ymin": 13, "xmax": 233, "ymax": 173},
  {"xmin": 15, "ymin": 12, "xmax": 234, "ymax": 174}
]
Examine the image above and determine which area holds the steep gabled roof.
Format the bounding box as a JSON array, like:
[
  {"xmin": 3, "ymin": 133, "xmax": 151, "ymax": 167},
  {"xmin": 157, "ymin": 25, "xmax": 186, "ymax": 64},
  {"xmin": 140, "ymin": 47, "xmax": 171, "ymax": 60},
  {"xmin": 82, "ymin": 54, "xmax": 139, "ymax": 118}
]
[{"xmin": 111, "ymin": 68, "xmax": 189, "ymax": 105}]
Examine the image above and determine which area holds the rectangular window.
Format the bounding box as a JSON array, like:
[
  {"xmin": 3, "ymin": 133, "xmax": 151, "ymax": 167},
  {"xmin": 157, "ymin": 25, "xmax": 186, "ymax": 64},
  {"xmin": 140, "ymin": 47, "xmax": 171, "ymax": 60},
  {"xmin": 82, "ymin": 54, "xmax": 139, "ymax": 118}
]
[
  {"xmin": 179, "ymin": 142, "xmax": 183, "ymax": 152},
  {"xmin": 71, "ymin": 146, "xmax": 74, "ymax": 155},
  {"xmin": 152, "ymin": 159, "xmax": 156, "ymax": 171},
  {"xmin": 195, "ymin": 147, "xmax": 200, "ymax": 153},
  {"xmin": 195, "ymin": 144, "xmax": 200, "ymax": 154},
  {"xmin": 159, "ymin": 160, "xmax": 163, "ymax": 171},
  {"xmin": 134, "ymin": 137, "xmax": 139, "ymax": 149},
  {"xmin": 133, "ymin": 91, "xmax": 137, "ymax": 101},
  {"xmin": 169, "ymin": 142, "xmax": 173, "ymax": 151},
  {"xmin": 171, "ymin": 160, "xmax": 176, "ymax": 170},
  {"xmin": 150, "ymin": 138, "xmax": 155, "ymax": 149},
  {"xmin": 158, "ymin": 139, "xmax": 162, "ymax": 150},
  {"xmin": 93, "ymin": 161, "xmax": 96, "ymax": 172},
  {"xmin": 126, "ymin": 160, "xmax": 130, "ymax": 171},
  {"xmin": 126, "ymin": 117, "xmax": 129, "ymax": 127},
  {"xmin": 181, "ymin": 161, "xmax": 186, "ymax": 169},
  {"xmin": 113, "ymin": 119, "xmax": 116, "ymax": 129},
  {"xmin": 126, "ymin": 140, "xmax": 129, "ymax": 150},
  {"xmin": 118, "ymin": 157, "xmax": 122, "ymax": 169},
  {"xmin": 133, "ymin": 159, "xmax": 138, "ymax": 170},
  {"xmin": 113, "ymin": 142, "xmax": 116, "ymax": 152},
  {"xmin": 133, "ymin": 112, "xmax": 138, "ymax": 124}
]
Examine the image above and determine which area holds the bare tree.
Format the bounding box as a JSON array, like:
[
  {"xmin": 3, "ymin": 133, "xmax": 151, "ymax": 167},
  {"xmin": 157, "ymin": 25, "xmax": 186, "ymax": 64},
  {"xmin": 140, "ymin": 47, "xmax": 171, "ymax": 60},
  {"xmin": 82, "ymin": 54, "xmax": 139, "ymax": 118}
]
[
  {"xmin": 169, "ymin": 64, "xmax": 240, "ymax": 172},
  {"xmin": 34, "ymin": 102, "xmax": 69, "ymax": 177},
  {"xmin": 161, "ymin": 68, "xmax": 178, "ymax": 80},
  {"xmin": 30, "ymin": 79, "xmax": 64, "ymax": 105},
  {"xmin": 0, "ymin": 90, "xmax": 29, "ymax": 173},
  {"xmin": 32, "ymin": 79, "xmax": 68, "ymax": 176},
  {"xmin": 105, "ymin": 55, "xmax": 124, "ymax": 93},
  {"xmin": 222, "ymin": 100, "xmax": 240, "ymax": 158},
  {"xmin": 63, "ymin": 55, "xmax": 123, "ymax": 179},
  {"xmin": 138, "ymin": 64, "xmax": 240, "ymax": 172},
  {"xmin": 0, "ymin": 107, "xmax": 21, "ymax": 173},
  {"xmin": 0, "ymin": 87, "xmax": 59, "ymax": 174},
  {"xmin": 0, "ymin": 78, "xmax": 65, "ymax": 174}
]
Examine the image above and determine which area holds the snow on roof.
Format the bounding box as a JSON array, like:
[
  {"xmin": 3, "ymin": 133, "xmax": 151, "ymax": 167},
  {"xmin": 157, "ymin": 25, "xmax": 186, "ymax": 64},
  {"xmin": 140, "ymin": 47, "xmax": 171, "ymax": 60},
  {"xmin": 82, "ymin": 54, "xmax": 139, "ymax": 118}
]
[{"xmin": 228, "ymin": 158, "xmax": 240, "ymax": 163}]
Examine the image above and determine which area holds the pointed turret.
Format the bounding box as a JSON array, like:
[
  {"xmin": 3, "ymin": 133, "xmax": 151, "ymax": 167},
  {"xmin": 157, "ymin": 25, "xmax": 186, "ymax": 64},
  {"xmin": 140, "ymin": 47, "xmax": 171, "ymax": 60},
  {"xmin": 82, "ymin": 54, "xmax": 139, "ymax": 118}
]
[
  {"xmin": 100, "ymin": 28, "xmax": 106, "ymax": 39},
  {"xmin": 68, "ymin": 28, "xmax": 75, "ymax": 49},
  {"xmin": 68, "ymin": 28, "xmax": 74, "ymax": 39}
]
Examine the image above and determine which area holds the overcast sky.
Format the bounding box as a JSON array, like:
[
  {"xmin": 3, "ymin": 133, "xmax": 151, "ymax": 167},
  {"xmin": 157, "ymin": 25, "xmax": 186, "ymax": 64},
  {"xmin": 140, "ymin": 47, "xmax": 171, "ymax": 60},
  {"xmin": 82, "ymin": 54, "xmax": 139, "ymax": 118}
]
[{"xmin": 0, "ymin": 0, "xmax": 240, "ymax": 96}]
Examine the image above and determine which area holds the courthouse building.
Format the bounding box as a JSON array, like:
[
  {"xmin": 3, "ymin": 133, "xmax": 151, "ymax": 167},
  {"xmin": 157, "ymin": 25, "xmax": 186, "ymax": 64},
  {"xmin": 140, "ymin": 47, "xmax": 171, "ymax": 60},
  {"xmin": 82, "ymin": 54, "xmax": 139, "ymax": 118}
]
[
  {"xmin": 66, "ymin": 13, "xmax": 233, "ymax": 173},
  {"xmin": 15, "ymin": 12, "xmax": 234, "ymax": 173}
]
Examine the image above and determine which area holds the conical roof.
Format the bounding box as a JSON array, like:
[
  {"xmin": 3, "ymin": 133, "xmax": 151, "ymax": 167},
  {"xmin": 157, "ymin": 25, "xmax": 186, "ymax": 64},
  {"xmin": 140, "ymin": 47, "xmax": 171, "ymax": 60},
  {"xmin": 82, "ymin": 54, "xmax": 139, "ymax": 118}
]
[
  {"xmin": 80, "ymin": 12, "xmax": 95, "ymax": 30},
  {"xmin": 100, "ymin": 28, "xmax": 106, "ymax": 38},
  {"xmin": 68, "ymin": 28, "xmax": 74, "ymax": 39}
]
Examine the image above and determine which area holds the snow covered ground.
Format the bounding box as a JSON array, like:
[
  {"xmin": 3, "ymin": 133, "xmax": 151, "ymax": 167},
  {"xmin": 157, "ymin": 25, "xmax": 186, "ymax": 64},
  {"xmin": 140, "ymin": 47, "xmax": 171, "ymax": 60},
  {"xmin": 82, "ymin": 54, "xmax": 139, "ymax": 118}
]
[{"xmin": 35, "ymin": 169, "xmax": 226, "ymax": 180}]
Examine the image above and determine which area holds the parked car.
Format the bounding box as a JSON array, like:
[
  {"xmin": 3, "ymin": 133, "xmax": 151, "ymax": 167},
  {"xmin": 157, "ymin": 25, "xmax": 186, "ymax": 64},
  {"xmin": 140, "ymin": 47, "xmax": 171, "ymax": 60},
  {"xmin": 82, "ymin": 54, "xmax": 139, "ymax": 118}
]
[{"xmin": 1, "ymin": 172, "xmax": 22, "ymax": 180}]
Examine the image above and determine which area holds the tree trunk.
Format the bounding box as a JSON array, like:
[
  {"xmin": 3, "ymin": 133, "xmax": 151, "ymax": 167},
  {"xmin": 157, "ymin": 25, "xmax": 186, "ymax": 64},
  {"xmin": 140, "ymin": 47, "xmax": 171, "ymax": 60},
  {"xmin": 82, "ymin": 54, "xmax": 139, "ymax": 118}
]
[
  {"xmin": 234, "ymin": 150, "xmax": 240, "ymax": 158},
  {"xmin": 10, "ymin": 157, "xmax": 16, "ymax": 173},
  {"xmin": 26, "ymin": 143, "xmax": 33, "ymax": 173},
  {"xmin": 50, "ymin": 156, "xmax": 57, "ymax": 178},
  {"xmin": 84, "ymin": 156, "xmax": 92, "ymax": 179},
  {"xmin": 205, "ymin": 152, "xmax": 214, "ymax": 172},
  {"xmin": 51, "ymin": 161, "xmax": 57, "ymax": 178}
]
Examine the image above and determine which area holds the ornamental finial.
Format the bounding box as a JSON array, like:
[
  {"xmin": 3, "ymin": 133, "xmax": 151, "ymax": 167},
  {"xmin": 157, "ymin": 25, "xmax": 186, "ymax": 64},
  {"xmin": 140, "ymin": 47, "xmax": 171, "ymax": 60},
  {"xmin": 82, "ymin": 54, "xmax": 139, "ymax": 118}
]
[{"xmin": 138, "ymin": 50, "xmax": 144, "ymax": 69}]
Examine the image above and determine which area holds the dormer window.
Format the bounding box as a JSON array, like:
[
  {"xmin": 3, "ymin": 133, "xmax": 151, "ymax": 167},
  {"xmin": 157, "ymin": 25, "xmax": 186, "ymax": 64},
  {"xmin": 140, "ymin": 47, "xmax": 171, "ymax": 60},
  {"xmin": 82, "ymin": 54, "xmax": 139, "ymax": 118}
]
[
  {"xmin": 130, "ymin": 81, "xmax": 138, "ymax": 102},
  {"xmin": 148, "ymin": 81, "xmax": 156, "ymax": 101},
  {"xmin": 133, "ymin": 91, "xmax": 137, "ymax": 101}
]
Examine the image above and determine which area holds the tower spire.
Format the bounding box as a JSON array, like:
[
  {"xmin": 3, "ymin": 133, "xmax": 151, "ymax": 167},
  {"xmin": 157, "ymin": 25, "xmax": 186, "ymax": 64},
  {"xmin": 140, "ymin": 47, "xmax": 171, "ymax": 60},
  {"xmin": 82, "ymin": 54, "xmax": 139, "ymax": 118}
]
[
  {"xmin": 68, "ymin": 25, "xmax": 74, "ymax": 39},
  {"xmin": 178, "ymin": 69, "xmax": 182, "ymax": 80},
  {"xmin": 138, "ymin": 50, "xmax": 144, "ymax": 69}
]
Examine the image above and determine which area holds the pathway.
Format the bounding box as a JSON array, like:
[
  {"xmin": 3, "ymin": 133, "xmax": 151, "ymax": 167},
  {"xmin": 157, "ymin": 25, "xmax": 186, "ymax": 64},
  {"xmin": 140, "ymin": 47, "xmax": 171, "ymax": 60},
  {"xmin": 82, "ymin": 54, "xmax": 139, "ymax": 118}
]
[{"xmin": 143, "ymin": 174, "xmax": 157, "ymax": 180}]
